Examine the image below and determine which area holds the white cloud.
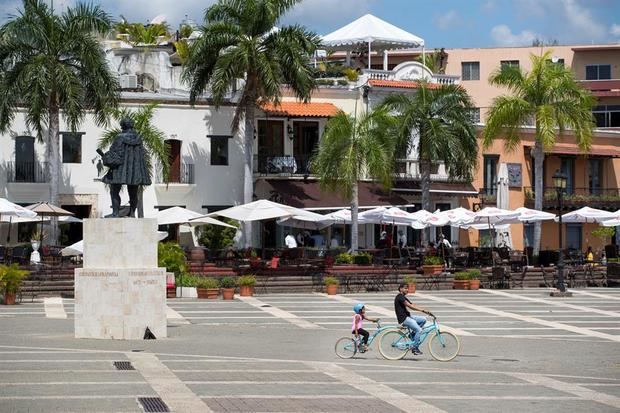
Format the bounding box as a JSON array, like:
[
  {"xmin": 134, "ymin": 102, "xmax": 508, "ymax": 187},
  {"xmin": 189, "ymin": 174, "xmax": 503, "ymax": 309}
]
[
  {"xmin": 434, "ymin": 10, "xmax": 461, "ymax": 31},
  {"xmin": 559, "ymin": 0, "xmax": 606, "ymax": 41},
  {"xmin": 611, "ymin": 24, "xmax": 620, "ymax": 37},
  {"xmin": 514, "ymin": 0, "xmax": 547, "ymax": 18},
  {"xmin": 481, "ymin": 0, "xmax": 497, "ymax": 13},
  {"xmin": 491, "ymin": 24, "xmax": 539, "ymax": 46}
]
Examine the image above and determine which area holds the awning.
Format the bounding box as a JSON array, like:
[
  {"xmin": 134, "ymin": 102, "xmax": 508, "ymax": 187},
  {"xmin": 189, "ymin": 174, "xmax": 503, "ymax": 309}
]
[
  {"xmin": 260, "ymin": 102, "xmax": 340, "ymax": 118},
  {"xmin": 391, "ymin": 181, "xmax": 479, "ymax": 196},
  {"xmin": 523, "ymin": 142, "xmax": 620, "ymax": 157},
  {"xmin": 254, "ymin": 179, "xmax": 409, "ymax": 209}
]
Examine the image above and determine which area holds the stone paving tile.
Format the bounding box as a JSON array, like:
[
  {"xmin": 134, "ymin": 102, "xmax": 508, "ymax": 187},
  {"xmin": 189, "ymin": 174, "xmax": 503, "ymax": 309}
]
[
  {"xmin": 0, "ymin": 397, "xmax": 144, "ymax": 413},
  {"xmin": 176, "ymin": 371, "xmax": 337, "ymax": 382},
  {"xmin": 0, "ymin": 383, "xmax": 154, "ymax": 397},
  {"xmin": 427, "ymin": 399, "xmax": 618, "ymax": 413},
  {"xmin": 204, "ymin": 397, "xmax": 403, "ymax": 413},
  {"xmin": 190, "ymin": 382, "xmax": 363, "ymax": 397}
]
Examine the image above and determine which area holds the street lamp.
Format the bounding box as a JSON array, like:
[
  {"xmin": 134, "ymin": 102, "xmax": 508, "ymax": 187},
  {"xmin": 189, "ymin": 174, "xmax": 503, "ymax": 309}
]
[{"xmin": 550, "ymin": 169, "xmax": 572, "ymax": 297}]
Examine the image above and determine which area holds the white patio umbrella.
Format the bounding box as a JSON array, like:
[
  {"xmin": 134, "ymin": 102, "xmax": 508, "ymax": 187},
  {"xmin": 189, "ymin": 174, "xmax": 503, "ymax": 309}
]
[
  {"xmin": 277, "ymin": 210, "xmax": 335, "ymax": 230},
  {"xmin": 62, "ymin": 232, "xmax": 168, "ymax": 256},
  {"xmin": 556, "ymin": 207, "xmax": 616, "ymax": 223},
  {"xmin": 359, "ymin": 206, "xmax": 414, "ymax": 226},
  {"xmin": 466, "ymin": 207, "xmax": 520, "ymax": 248},
  {"xmin": 199, "ymin": 200, "xmax": 315, "ymax": 222},
  {"xmin": 600, "ymin": 209, "xmax": 620, "ymax": 227},
  {"xmin": 409, "ymin": 209, "xmax": 449, "ymax": 229},
  {"xmin": 158, "ymin": 206, "xmax": 234, "ymax": 228},
  {"xmin": 514, "ymin": 207, "xmax": 556, "ymax": 223},
  {"xmin": 323, "ymin": 208, "xmax": 360, "ymax": 224},
  {"xmin": 0, "ymin": 198, "xmax": 38, "ymax": 218},
  {"xmin": 436, "ymin": 207, "xmax": 476, "ymax": 227}
]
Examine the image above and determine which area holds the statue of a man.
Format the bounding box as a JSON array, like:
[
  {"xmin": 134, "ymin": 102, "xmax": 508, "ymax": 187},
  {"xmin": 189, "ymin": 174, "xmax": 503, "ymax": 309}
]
[{"xmin": 99, "ymin": 118, "xmax": 151, "ymax": 217}]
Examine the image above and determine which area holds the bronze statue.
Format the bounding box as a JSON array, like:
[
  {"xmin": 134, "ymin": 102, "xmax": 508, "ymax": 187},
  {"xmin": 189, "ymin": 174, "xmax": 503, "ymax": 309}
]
[{"xmin": 98, "ymin": 118, "xmax": 151, "ymax": 217}]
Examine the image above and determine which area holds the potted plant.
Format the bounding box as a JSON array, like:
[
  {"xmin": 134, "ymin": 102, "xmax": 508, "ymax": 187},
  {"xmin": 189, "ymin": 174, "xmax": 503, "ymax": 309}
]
[
  {"xmin": 335, "ymin": 253, "xmax": 353, "ymax": 265},
  {"xmin": 453, "ymin": 272, "xmax": 470, "ymax": 290},
  {"xmin": 0, "ymin": 264, "xmax": 29, "ymax": 305},
  {"xmin": 248, "ymin": 249, "xmax": 262, "ymax": 269},
  {"xmin": 238, "ymin": 275, "xmax": 257, "ymax": 297},
  {"xmin": 196, "ymin": 277, "xmax": 220, "ymax": 299},
  {"xmin": 468, "ymin": 269, "xmax": 481, "ymax": 290},
  {"xmin": 403, "ymin": 275, "xmax": 416, "ymax": 294},
  {"xmin": 176, "ymin": 273, "xmax": 198, "ymax": 298},
  {"xmin": 423, "ymin": 256, "xmax": 444, "ymax": 275},
  {"xmin": 323, "ymin": 276, "xmax": 339, "ymax": 295},
  {"xmin": 220, "ymin": 276, "xmax": 236, "ymax": 300},
  {"xmin": 352, "ymin": 252, "xmax": 372, "ymax": 266}
]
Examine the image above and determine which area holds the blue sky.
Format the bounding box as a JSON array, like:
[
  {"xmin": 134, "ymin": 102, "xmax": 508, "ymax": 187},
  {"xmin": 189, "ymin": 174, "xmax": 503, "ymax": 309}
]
[{"xmin": 2, "ymin": 0, "xmax": 619, "ymax": 48}]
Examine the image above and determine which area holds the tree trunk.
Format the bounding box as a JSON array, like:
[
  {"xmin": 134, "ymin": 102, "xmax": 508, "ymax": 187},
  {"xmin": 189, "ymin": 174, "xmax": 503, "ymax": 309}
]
[
  {"xmin": 532, "ymin": 140, "xmax": 545, "ymax": 257},
  {"xmin": 350, "ymin": 181, "xmax": 359, "ymax": 252},
  {"xmin": 420, "ymin": 157, "xmax": 432, "ymax": 246},
  {"xmin": 243, "ymin": 102, "xmax": 255, "ymax": 248},
  {"xmin": 47, "ymin": 103, "xmax": 60, "ymax": 244}
]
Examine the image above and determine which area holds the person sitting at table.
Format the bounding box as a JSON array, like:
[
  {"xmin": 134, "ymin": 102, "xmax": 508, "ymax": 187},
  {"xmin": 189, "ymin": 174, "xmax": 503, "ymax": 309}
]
[
  {"xmin": 296, "ymin": 231, "xmax": 305, "ymax": 247},
  {"xmin": 585, "ymin": 246, "xmax": 594, "ymax": 263},
  {"xmin": 304, "ymin": 231, "xmax": 314, "ymax": 247},
  {"xmin": 285, "ymin": 232, "xmax": 297, "ymax": 248},
  {"xmin": 426, "ymin": 242, "xmax": 437, "ymax": 256},
  {"xmin": 397, "ymin": 229, "xmax": 407, "ymax": 248},
  {"xmin": 311, "ymin": 232, "xmax": 325, "ymax": 247},
  {"xmin": 377, "ymin": 231, "xmax": 388, "ymax": 249}
]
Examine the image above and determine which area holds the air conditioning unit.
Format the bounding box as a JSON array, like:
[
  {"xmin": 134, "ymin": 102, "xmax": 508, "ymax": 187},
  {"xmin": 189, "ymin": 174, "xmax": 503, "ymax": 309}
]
[{"xmin": 119, "ymin": 74, "xmax": 138, "ymax": 89}]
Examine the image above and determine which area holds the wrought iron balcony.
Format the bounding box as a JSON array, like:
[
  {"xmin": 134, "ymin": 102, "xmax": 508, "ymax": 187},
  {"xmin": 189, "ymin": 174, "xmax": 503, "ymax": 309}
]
[
  {"xmin": 393, "ymin": 159, "xmax": 452, "ymax": 181},
  {"xmin": 525, "ymin": 186, "xmax": 620, "ymax": 210},
  {"xmin": 154, "ymin": 163, "xmax": 194, "ymax": 184},
  {"xmin": 253, "ymin": 154, "xmax": 313, "ymax": 176},
  {"xmin": 6, "ymin": 161, "xmax": 50, "ymax": 183}
]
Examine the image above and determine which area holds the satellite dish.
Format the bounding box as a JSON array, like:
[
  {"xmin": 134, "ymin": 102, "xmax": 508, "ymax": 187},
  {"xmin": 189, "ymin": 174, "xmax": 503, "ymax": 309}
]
[
  {"xmin": 551, "ymin": 56, "xmax": 559, "ymax": 63},
  {"xmin": 150, "ymin": 14, "xmax": 167, "ymax": 25}
]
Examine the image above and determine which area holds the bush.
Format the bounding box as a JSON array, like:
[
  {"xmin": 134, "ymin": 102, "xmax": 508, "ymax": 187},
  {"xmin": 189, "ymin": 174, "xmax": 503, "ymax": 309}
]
[
  {"xmin": 0, "ymin": 264, "xmax": 29, "ymax": 294},
  {"xmin": 403, "ymin": 275, "xmax": 416, "ymax": 284},
  {"xmin": 176, "ymin": 273, "xmax": 198, "ymax": 287},
  {"xmin": 467, "ymin": 269, "xmax": 481, "ymax": 280},
  {"xmin": 196, "ymin": 218, "xmax": 239, "ymax": 249},
  {"xmin": 158, "ymin": 242, "xmax": 187, "ymax": 275},
  {"xmin": 220, "ymin": 276, "xmax": 236, "ymax": 289},
  {"xmin": 195, "ymin": 277, "xmax": 220, "ymax": 289},
  {"xmin": 323, "ymin": 276, "xmax": 339, "ymax": 286},
  {"xmin": 424, "ymin": 256, "xmax": 444, "ymax": 266},
  {"xmin": 352, "ymin": 252, "xmax": 372, "ymax": 265},
  {"xmin": 237, "ymin": 275, "xmax": 257, "ymax": 287},
  {"xmin": 454, "ymin": 272, "xmax": 470, "ymax": 281},
  {"xmin": 335, "ymin": 253, "xmax": 353, "ymax": 264}
]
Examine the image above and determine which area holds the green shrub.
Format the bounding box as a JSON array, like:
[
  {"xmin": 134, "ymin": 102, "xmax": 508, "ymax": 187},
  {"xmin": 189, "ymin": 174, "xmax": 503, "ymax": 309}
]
[
  {"xmin": 237, "ymin": 275, "xmax": 257, "ymax": 287},
  {"xmin": 158, "ymin": 242, "xmax": 187, "ymax": 275},
  {"xmin": 454, "ymin": 272, "xmax": 470, "ymax": 281},
  {"xmin": 467, "ymin": 269, "xmax": 481, "ymax": 280},
  {"xmin": 176, "ymin": 273, "xmax": 198, "ymax": 287},
  {"xmin": 195, "ymin": 277, "xmax": 220, "ymax": 289},
  {"xmin": 424, "ymin": 256, "xmax": 444, "ymax": 266},
  {"xmin": 335, "ymin": 253, "xmax": 353, "ymax": 264},
  {"xmin": 220, "ymin": 276, "xmax": 236, "ymax": 289},
  {"xmin": 196, "ymin": 218, "xmax": 239, "ymax": 249},
  {"xmin": 403, "ymin": 275, "xmax": 416, "ymax": 284},
  {"xmin": 323, "ymin": 276, "xmax": 339, "ymax": 286},
  {"xmin": 0, "ymin": 264, "xmax": 29, "ymax": 294},
  {"xmin": 352, "ymin": 252, "xmax": 372, "ymax": 265}
]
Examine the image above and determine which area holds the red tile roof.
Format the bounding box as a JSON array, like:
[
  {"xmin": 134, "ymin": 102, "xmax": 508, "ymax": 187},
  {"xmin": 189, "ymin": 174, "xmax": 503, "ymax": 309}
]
[
  {"xmin": 368, "ymin": 79, "xmax": 441, "ymax": 89},
  {"xmin": 260, "ymin": 102, "xmax": 340, "ymax": 117}
]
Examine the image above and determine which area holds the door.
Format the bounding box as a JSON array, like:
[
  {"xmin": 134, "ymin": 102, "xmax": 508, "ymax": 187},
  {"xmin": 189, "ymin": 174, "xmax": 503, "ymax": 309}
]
[
  {"xmin": 293, "ymin": 121, "xmax": 319, "ymax": 174},
  {"xmin": 258, "ymin": 120, "xmax": 284, "ymax": 173},
  {"xmin": 166, "ymin": 139, "xmax": 181, "ymax": 183},
  {"xmin": 15, "ymin": 136, "xmax": 35, "ymax": 182}
]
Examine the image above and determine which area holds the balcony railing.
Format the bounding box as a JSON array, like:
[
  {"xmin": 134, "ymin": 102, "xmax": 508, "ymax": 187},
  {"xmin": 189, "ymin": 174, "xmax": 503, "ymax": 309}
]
[
  {"xmin": 154, "ymin": 163, "xmax": 194, "ymax": 184},
  {"xmin": 253, "ymin": 154, "xmax": 313, "ymax": 175},
  {"xmin": 362, "ymin": 69, "xmax": 460, "ymax": 85},
  {"xmin": 525, "ymin": 186, "xmax": 620, "ymax": 210},
  {"xmin": 393, "ymin": 159, "xmax": 452, "ymax": 181},
  {"xmin": 6, "ymin": 161, "xmax": 49, "ymax": 183}
]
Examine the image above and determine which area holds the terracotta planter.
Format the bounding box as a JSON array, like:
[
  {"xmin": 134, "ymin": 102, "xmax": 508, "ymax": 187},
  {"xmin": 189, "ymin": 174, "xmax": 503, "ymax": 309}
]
[
  {"xmin": 221, "ymin": 288, "xmax": 235, "ymax": 300},
  {"xmin": 325, "ymin": 284, "xmax": 339, "ymax": 295},
  {"xmin": 453, "ymin": 280, "xmax": 469, "ymax": 290},
  {"xmin": 407, "ymin": 283, "xmax": 416, "ymax": 294},
  {"xmin": 469, "ymin": 279, "xmax": 480, "ymax": 290},
  {"xmin": 3, "ymin": 292, "xmax": 16, "ymax": 305},
  {"xmin": 197, "ymin": 288, "xmax": 220, "ymax": 299},
  {"xmin": 239, "ymin": 285, "xmax": 254, "ymax": 297},
  {"xmin": 423, "ymin": 265, "xmax": 444, "ymax": 276},
  {"xmin": 190, "ymin": 247, "xmax": 205, "ymax": 261}
]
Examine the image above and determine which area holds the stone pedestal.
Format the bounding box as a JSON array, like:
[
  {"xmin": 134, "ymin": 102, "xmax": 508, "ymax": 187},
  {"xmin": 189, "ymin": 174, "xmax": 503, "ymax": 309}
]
[{"xmin": 75, "ymin": 218, "xmax": 167, "ymax": 339}]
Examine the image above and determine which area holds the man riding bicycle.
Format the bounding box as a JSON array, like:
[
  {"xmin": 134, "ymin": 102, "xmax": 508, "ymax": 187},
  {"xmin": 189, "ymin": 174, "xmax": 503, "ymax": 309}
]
[{"xmin": 394, "ymin": 283, "xmax": 434, "ymax": 355}]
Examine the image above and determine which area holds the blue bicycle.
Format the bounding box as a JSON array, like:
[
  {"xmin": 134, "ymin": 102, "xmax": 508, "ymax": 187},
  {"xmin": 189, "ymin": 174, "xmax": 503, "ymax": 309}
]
[
  {"xmin": 334, "ymin": 320, "xmax": 394, "ymax": 359},
  {"xmin": 378, "ymin": 315, "xmax": 460, "ymax": 361}
]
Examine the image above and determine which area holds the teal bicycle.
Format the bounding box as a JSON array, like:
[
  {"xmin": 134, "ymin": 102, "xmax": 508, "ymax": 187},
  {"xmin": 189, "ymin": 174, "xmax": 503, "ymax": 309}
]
[
  {"xmin": 334, "ymin": 320, "xmax": 394, "ymax": 359},
  {"xmin": 378, "ymin": 314, "xmax": 460, "ymax": 361}
]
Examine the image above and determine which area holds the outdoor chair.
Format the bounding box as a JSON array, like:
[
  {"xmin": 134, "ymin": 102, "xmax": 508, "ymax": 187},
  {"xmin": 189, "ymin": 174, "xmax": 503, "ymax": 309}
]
[
  {"xmin": 452, "ymin": 251, "xmax": 469, "ymax": 270},
  {"xmin": 509, "ymin": 251, "xmax": 525, "ymax": 272},
  {"xmin": 10, "ymin": 246, "xmax": 28, "ymax": 265}
]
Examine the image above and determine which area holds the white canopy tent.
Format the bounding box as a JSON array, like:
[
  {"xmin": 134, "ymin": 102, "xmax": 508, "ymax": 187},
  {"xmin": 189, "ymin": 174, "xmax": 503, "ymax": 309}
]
[{"xmin": 321, "ymin": 14, "xmax": 424, "ymax": 69}]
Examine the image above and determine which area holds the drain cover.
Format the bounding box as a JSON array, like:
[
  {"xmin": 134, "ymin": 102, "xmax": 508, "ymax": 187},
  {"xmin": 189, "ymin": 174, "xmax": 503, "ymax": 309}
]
[
  {"xmin": 138, "ymin": 397, "xmax": 170, "ymax": 412},
  {"xmin": 113, "ymin": 361, "xmax": 135, "ymax": 370}
]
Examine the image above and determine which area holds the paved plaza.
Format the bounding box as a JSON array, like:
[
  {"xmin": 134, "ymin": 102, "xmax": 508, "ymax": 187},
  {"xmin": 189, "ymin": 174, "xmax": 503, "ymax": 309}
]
[{"xmin": 0, "ymin": 288, "xmax": 619, "ymax": 412}]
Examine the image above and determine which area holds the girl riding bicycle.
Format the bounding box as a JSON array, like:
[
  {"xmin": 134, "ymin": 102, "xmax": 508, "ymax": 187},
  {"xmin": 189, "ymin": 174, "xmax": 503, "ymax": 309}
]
[{"xmin": 352, "ymin": 303, "xmax": 379, "ymax": 352}]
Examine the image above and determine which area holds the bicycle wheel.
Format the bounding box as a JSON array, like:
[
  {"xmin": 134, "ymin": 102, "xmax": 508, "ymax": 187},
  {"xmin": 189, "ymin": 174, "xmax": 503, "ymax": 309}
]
[
  {"xmin": 427, "ymin": 331, "xmax": 460, "ymax": 361},
  {"xmin": 334, "ymin": 337, "xmax": 357, "ymax": 359},
  {"xmin": 378, "ymin": 329, "xmax": 410, "ymax": 360}
]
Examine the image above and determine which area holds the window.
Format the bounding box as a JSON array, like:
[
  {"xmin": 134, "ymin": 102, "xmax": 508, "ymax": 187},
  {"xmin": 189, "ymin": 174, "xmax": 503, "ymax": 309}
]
[
  {"xmin": 461, "ymin": 62, "xmax": 480, "ymax": 80},
  {"xmin": 560, "ymin": 157, "xmax": 575, "ymax": 194},
  {"xmin": 592, "ymin": 105, "xmax": 620, "ymax": 128},
  {"xmin": 500, "ymin": 60, "xmax": 519, "ymax": 68},
  {"xmin": 483, "ymin": 155, "xmax": 499, "ymax": 195},
  {"xmin": 588, "ymin": 159, "xmax": 603, "ymax": 195},
  {"xmin": 524, "ymin": 224, "xmax": 534, "ymax": 249},
  {"xmin": 469, "ymin": 108, "xmax": 481, "ymax": 123},
  {"xmin": 566, "ymin": 224, "xmax": 582, "ymax": 250},
  {"xmin": 62, "ymin": 132, "xmax": 83, "ymax": 163},
  {"xmin": 585, "ymin": 64, "xmax": 611, "ymax": 80},
  {"xmin": 210, "ymin": 135, "xmax": 230, "ymax": 166}
]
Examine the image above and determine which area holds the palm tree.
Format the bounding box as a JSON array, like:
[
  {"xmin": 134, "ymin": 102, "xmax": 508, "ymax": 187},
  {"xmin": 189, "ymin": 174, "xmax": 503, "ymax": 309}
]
[
  {"xmin": 98, "ymin": 103, "xmax": 170, "ymax": 217},
  {"xmin": 182, "ymin": 0, "xmax": 321, "ymax": 247},
  {"xmin": 312, "ymin": 108, "xmax": 397, "ymax": 252},
  {"xmin": 381, "ymin": 83, "xmax": 478, "ymax": 245},
  {"xmin": 0, "ymin": 0, "xmax": 119, "ymax": 241},
  {"xmin": 482, "ymin": 51, "xmax": 595, "ymax": 256},
  {"xmin": 415, "ymin": 49, "xmax": 445, "ymax": 74}
]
